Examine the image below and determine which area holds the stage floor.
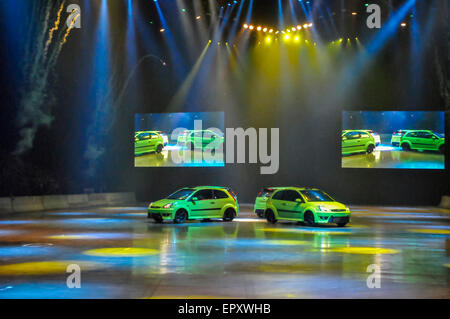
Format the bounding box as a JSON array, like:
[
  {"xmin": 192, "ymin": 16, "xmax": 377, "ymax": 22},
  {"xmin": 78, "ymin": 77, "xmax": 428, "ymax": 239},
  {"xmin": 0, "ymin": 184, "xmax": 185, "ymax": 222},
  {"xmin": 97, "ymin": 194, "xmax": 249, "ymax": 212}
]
[{"xmin": 0, "ymin": 205, "xmax": 449, "ymax": 299}]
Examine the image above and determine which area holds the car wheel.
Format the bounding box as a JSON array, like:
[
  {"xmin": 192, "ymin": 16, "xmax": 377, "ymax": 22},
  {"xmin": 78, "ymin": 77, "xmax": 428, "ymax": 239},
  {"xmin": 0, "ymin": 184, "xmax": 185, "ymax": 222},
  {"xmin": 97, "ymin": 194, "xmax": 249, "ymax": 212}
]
[
  {"xmin": 223, "ymin": 208, "xmax": 235, "ymax": 222},
  {"xmin": 401, "ymin": 143, "xmax": 410, "ymax": 151},
  {"xmin": 367, "ymin": 144, "xmax": 375, "ymax": 154},
  {"xmin": 174, "ymin": 210, "xmax": 187, "ymax": 224},
  {"xmin": 153, "ymin": 214, "xmax": 163, "ymax": 224},
  {"xmin": 156, "ymin": 144, "xmax": 163, "ymax": 153},
  {"xmin": 439, "ymin": 145, "xmax": 444, "ymax": 154},
  {"xmin": 266, "ymin": 210, "xmax": 277, "ymax": 224},
  {"xmin": 337, "ymin": 222, "xmax": 347, "ymax": 227},
  {"xmin": 304, "ymin": 211, "xmax": 315, "ymax": 227}
]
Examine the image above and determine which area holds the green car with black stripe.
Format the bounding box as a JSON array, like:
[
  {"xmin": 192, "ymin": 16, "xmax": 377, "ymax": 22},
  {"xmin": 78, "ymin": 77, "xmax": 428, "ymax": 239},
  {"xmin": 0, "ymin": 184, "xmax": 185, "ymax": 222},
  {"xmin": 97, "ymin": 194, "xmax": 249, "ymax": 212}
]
[
  {"xmin": 400, "ymin": 130, "xmax": 445, "ymax": 153},
  {"xmin": 135, "ymin": 131, "xmax": 165, "ymax": 156},
  {"xmin": 254, "ymin": 187, "xmax": 282, "ymax": 218},
  {"xmin": 342, "ymin": 130, "xmax": 376, "ymax": 155},
  {"xmin": 177, "ymin": 130, "xmax": 224, "ymax": 151},
  {"xmin": 264, "ymin": 187, "xmax": 351, "ymax": 227},
  {"xmin": 148, "ymin": 186, "xmax": 239, "ymax": 224}
]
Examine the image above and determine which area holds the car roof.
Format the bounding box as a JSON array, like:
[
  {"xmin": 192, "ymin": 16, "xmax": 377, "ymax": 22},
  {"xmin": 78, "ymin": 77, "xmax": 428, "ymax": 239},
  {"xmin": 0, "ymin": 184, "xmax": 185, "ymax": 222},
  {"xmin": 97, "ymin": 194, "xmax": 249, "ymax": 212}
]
[
  {"xmin": 187, "ymin": 186, "xmax": 230, "ymax": 190},
  {"xmin": 270, "ymin": 187, "xmax": 322, "ymax": 191},
  {"xmin": 135, "ymin": 131, "xmax": 161, "ymax": 134}
]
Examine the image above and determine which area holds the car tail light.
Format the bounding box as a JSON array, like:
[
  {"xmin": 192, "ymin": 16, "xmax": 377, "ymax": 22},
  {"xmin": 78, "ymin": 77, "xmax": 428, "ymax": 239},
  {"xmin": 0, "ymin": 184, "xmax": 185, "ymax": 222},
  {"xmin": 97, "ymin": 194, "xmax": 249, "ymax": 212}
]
[{"xmin": 229, "ymin": 189, "xmax": 237, "ymax": 201}]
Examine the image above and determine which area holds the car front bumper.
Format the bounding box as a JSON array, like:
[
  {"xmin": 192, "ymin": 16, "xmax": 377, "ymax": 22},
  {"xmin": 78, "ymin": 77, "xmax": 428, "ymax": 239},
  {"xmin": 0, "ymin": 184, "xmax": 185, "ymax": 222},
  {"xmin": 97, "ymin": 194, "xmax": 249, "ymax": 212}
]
[
  {"xmin": 148, "ymin": 208, "xmax": 175, "ymax": 220},
  {"xmin": 315, "ymin": 213, "xmax": 351, "ymax": 224}
]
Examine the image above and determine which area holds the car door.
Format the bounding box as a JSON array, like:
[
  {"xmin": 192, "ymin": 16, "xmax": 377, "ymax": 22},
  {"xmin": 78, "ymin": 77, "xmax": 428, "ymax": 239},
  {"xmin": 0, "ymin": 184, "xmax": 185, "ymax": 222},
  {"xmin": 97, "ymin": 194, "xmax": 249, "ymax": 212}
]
[
  {"xmin": 190, "ymin": 189, "xmax": 216, "ymax": 218},
  {"xmin": 342, "ymin": 132, "xmax": 361, "ymax": 154},
  {"xmin": 135, "ymin": 133, "xmax": 152, "ymax": 153},
  {"xmin": 404, "ymin": 131, "xmax": 419, "ymax": 149},
  {"xmin": 213, "ymin": 189, "xmax": 231, "ymax": 217},
  {"xmin": 421, "ymin": 132, "xmax": 438, "ymax": 150},
  {"xmin": 271, "ymin": 190, "xmax": 288, "ymax": 218},
  {"xmin": 278, "ymin": 190, "xmax": 304, "ymax": 220}
]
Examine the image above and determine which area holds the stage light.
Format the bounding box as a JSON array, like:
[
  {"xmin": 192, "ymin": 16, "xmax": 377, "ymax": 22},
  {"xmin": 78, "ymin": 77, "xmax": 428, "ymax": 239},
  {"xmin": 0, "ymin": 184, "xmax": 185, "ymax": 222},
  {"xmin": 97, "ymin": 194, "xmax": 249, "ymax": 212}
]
[
  {"xmin": 352, "ymin": 12, "xmax": 357, "ymax": 16},
  {"xmin": 243, "ymin": 24, "xmax": 249, "ymax": 29},
  {"xmin": 257, "ymin": 26, "xmax": 262, "ymax": 31},
  {"xmin": 287, "ymin": 29, "xmax": 290, "ymax": 33},
  {"xmin": 265, "ymin": 36, "xmax": 272, "ymax": 43},
  {"xmin": 294, "ymin": 36, "xmax": 300, "ymax": 42},
  {"xmin": 401, "ymin": 22, "xmax": 407, "ymax": 27},
  {"xmin": 196, "ymin": 16, "xmax": 201, "ymax": 20},
  {"xmin": 309, "ymin": 23, "xmax": 313, "ymax": 27},
  {"xmin": 303, "ymin": 24, "xmax": 308, "ymax": 28},
  {"xmin": 249, "ymin": 25, "xmax": 254, "ymax": 30},
  {"xmin": 160, "ymin": 28, "xmax": 165, "ymax": 32},
  {"xmin": 292, "ymin": 27, "xmax": 296, "ymax": 31},
  {"xmin": 263, "ymin": 27, "xmax": 268, "ymax": 32},
  {"xmin": 269, "ymin": 29, "xmax": 273, "ymax": 33},
  {"xmin": 297, "ymin": 25, "xmax": 302, "ymax": 30},
  {"xmin": 284, "ymin": 34, "xmax": 290, "ymax": 41}
]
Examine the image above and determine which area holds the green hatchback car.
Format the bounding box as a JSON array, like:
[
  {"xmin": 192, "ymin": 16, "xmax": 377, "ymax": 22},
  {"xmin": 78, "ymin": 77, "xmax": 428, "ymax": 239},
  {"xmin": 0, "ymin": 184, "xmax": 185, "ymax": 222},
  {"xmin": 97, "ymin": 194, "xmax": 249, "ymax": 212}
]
[
  {"xmin": 342, "ymin": 130, "xmax": 376, "ymax": 155},
  {"xmin": 177, "ymin": 130, "xmax": 224, "ymax": 151},
  {"xmin": 135, "ymin": 131, "xmax": 165, "ymax": 156},
  {"xmin": 148, "ymin": 186, "xmax": 239, "ymax": 224},
  {"xmin": 400, "ymin": 130, "xmax": 445, "ymax": 153},
  {"xmin": 264, "ymin": 187, "xmax": 351, "ymax": 227}
]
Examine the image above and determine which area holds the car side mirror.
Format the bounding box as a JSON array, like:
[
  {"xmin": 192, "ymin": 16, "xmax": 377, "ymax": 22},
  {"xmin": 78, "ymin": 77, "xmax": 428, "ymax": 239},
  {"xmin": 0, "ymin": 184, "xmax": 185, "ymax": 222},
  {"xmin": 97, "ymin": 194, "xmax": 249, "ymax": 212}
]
[
  {"xmin": 191, "ymin": 197, "xmax": 198, "ymax": 201},
  {"xmin": 295, "ymin": 198, "xmax": 303, "ymax": 203}
]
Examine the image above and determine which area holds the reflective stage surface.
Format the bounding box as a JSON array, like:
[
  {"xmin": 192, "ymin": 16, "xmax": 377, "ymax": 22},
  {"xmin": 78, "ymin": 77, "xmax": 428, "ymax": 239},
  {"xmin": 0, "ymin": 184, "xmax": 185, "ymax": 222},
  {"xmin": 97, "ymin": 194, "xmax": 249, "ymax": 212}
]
[
  {"xmin": 0, "ymin": 206, "xmax": 449, "ymax": 298},
  {"xmin": 135, "ymin": 145, "xmax": 224, "ymax": 167},
  {"xmin": 342, "ymin": 145, "xmax": 445, "ymax": 169}
]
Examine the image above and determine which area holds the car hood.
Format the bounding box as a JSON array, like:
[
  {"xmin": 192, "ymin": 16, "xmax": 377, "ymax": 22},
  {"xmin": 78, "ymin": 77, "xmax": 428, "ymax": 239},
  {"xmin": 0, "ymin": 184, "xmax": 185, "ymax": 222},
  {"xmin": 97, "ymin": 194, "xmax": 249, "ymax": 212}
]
[
  {"xmin": 150, "ymin": 199, "xmax": 182, "ymax": 207},
  {"xmin": 311, "ymin": 202, "xmax": 348, "ymax": 210}
]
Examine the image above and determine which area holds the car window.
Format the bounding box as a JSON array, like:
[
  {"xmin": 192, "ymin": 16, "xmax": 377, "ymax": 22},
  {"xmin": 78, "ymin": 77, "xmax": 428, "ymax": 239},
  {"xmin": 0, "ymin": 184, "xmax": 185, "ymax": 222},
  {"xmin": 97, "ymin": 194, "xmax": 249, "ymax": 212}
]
[
  {"xmin": 213, "ymin": 190, "xmax": 229, "ymax": 199},
  {"xmin": 421, "ymin": 132, "xmax": 433, "ymax": 139},
  {"xmin": 344, "ymin": 132, "xmax": 360, "ymax": 140},
  {"xmin": 284, "ymin": 190, "xmax": 302, "ymax": 202},
  {"xmin": 272, "ymin": 190, "xmax": 285, "ymax": 200},
  {"xmin": 194, "ymin": 189, "xmax": 213, "ymax": 200},
  {"xmin": 360, "ymin": 132, "xmax": 370, "ymax": 138},
  {"xmin": 167, "ymin": 188, "xmax": 195, "ymax": 200},
  {"xmin": 300, "ymin": 190, "xmax": 334, "ymax": 202},
  {"xmin": 406, "ymin": 132, "xmax": 418, "ymax": 138}
]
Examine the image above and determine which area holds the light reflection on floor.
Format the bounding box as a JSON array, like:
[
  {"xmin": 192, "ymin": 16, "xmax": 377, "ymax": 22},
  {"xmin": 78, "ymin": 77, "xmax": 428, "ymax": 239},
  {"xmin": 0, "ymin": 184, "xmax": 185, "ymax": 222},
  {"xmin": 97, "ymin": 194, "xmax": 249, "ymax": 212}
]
[{"xmin": 0, "ymin": 205, "xmax": 448, "ymax": 298}]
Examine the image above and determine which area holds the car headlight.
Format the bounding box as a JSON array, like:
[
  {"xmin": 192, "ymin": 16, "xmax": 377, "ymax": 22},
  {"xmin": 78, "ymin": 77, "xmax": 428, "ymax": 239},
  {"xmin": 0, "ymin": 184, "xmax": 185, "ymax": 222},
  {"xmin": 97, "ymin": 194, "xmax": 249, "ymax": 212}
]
[
  {"xmin": 163, "ymin": 203, "xmax": 173, "ymax": 209},
  {"xmin": 318, "ymin": 206, "xmax": 331, "ymax": 212},
  {"xmin": 148, "ymin": 202, "xmax": 153, "ymax": 208}
]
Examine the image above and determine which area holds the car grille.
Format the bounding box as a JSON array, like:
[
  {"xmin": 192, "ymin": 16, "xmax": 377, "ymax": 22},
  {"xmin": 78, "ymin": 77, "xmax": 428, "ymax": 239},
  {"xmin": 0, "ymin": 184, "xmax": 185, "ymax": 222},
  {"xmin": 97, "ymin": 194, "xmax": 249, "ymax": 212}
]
[
  {"xmin": 331, "ymin": 209, "xmax": 346, "ymax": 212},
  {"xmin": 330, "ymin": 216, "xmax": 350, "ymax": 223},
  {"xmin": 151, "ymin": 206, "xmax": 161, "ymax": 209}
]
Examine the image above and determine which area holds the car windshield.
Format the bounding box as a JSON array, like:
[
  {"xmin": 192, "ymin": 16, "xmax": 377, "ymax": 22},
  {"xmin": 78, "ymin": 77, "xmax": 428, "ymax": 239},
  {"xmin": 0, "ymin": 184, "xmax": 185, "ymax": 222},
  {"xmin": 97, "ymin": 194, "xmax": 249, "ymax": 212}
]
[
  {"xmin": 167, "ymin": 188, "xmax": 195, "ymax": 200},
  {"xmin": 300, "ymin": 190, "xmax": 334, "ymax": 202},
  {"xmin": 433, "ymin": 132, "xmax": 444, "ymax": 138}
]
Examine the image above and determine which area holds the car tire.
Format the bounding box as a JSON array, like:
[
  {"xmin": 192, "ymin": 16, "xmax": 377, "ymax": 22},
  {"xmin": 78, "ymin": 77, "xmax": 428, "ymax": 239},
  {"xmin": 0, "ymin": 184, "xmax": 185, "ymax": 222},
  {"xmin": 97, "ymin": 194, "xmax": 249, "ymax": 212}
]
[
  {"xmin": 153, "ymin": 214, "xmax": 163, "ymax": 224},
  {"xmin": 439, "ymin": 145, "xmax": 444, "ymax": 154},
  {"xmin": 337, "ymin": 222, "xmax": 347, "ymax": 227},
  {"xmin": 223, "ymin": 208, "xmax": 235, "ymax": 222},
  {"xmin": 266, "ymin": 210, "xmax": 277, "ymax": 224},
  {"xmin": 401, "ymin": 143, "xmax": 410, "ymax": 151},
  {"xmin": 304, "ymin": 211, "xmax": 316, "ymax": 227},
  {"xmin": 174, "ymin": 210, "xmax": 188, "ymax": 224},
  {"xmin": 367, "ymin": 144, "xmax": 375, "ymax": 154},
  {"xmin": 156, "ymin": 144, "xmax": 163, "ymax": 153}
]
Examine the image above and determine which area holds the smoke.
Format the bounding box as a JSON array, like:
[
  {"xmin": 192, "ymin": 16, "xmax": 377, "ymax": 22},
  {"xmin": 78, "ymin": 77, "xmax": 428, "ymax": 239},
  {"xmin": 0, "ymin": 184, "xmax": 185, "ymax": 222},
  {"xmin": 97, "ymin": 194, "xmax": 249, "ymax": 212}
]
[{"xmin": 14, "ymin": 0, "xmax": 76, "ymax": 155}]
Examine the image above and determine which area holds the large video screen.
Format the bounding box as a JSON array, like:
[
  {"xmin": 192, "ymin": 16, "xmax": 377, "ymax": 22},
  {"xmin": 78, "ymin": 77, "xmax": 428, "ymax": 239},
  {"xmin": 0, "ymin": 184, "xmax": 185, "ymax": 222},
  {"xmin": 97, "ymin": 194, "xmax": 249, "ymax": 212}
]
[
  {"xmin": 135, "ymin": 112, "xmax": 225, "ymax": 167},
  {"xmin": 342, "ymin": 111, "xmax": 445, "ymax": 169}
]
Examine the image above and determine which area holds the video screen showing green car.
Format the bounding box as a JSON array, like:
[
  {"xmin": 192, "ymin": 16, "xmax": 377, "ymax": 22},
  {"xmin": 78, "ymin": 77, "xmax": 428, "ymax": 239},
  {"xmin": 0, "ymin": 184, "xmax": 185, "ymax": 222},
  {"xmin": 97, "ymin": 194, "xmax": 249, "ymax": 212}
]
[
  {"xmin": 400, "ymin": 130, "xmax": 445, "ymax": 153},
  {"xmin": 342, "ymin": 130, "xmax": 376, "ymax": 155},
  {"xmin": 135, "ymin": 131, "xmax": 165, "ymax": 156},
  {"xmin": 177, "ymin": 130, "xmax": 224, "ymax": 152},
  {"xmin": 254, "ymin": 187, "xmax": 282, "ymax": 218},
  {"xmin": 148, "ymin": 186, "xmax": 238, "ymax": 224},
  {"xmin": 342, "ymin": 111, "xmax": 445, "ymax": 169},
  {"xmin": 264, "ymin": 187, "xmax": 351, "ymax": 227}
]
